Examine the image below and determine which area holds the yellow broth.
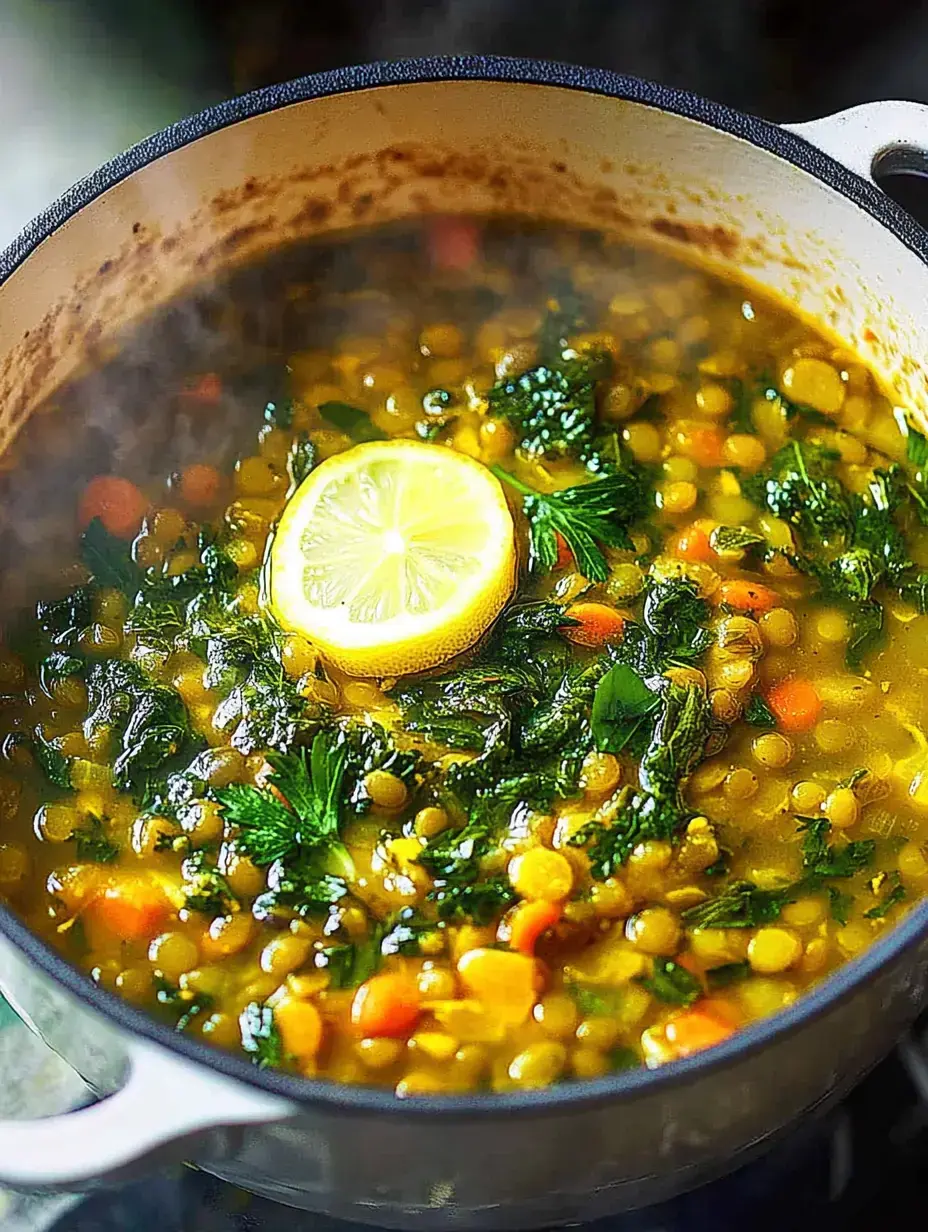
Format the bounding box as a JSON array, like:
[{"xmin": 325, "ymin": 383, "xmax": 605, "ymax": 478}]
[{"xmin": 0, "ymin": 216, "xmax": 927, "ymax": 1094}]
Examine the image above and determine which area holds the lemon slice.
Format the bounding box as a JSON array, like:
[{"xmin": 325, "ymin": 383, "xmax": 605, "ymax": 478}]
[{"xmin": 268, "ymin": 440, "xmax": 516, "ymax": 677}]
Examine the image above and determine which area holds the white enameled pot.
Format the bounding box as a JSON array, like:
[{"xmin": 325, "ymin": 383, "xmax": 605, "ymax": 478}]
[{"xmin": 0, "ymin": 58, "xmax": 927, "ymax": 1230}]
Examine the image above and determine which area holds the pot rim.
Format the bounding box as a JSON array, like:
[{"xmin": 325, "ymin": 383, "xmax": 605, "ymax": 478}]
[{"xmin": 2, "ymin": 54, "xmax": 927, "ymax": 1119}]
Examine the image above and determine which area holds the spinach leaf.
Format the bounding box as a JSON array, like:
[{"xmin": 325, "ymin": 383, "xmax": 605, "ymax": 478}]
[
  {"xmin": 39, "ymin": 651, "xmax": 85, "ymax": 696},
  {"xmin": 80, "ymin": 518, "xmax": 144, "ymax": 594},
  {"xmin": 486, "ymin": 351, "xmax": 613, "ymax": 462},
  {"xmin": 36, "ymin": 588, "xmax": 92, "ymax": 648},
  {"xmin": 337, "ymin": 721, "xmax": 422, "ymax": 816},
  {"xmin": 252, "ymin": 862, "xmax": 348, "ymax": 922},
  {"xmin": 590, "ymin": 662, "xmax": 659, "ymax": 754},
  {"xmin": 799, "ymin": 816, "xmax": 876, "ymax": 879},
  {"xmin": 826, "ymin": 885, "xmax": 855, "ymax": 925},
  {"xmin": 846, "ymin": 600, "xmax": 885, "ymax": 672},
  {"xmin": 709, "ymin": 525, "xmax": 766, "ymax": 556},
  {"xmin": 69, "ymin": 814, "xmax": 119, "ymax": 863},
  {"xmin": 318, "ymin": 400, "xmax": 388, "ymax": 442},
  {"xmin": 706, "ymin": 960, "xmax": 751, "ymax": 989},
  {"xmin": 287, "ymin": 434, "xmax": 316, "ymax": 488},
  {"xmin": 864, "ymin": 873, "xmax": 906, "ymax": 919},
  {"xmin": 32, "ymin": 728, "xmax": 72, "ymax": 790}
]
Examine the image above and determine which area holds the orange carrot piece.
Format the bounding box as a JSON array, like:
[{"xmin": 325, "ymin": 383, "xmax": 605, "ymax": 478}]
[
  {"xmin": 562, "ymin": 602, "xmax": 625, "ymax": 647},
  {"xmin": 665, "ymin": 1009, "xmax": 736, "ymax": 1057},
  {"xmin": 717, "ymin": 579, "xmax": 780, "ymax": 615},
  {"xmin": 179, "ymin": 463, "xmax": 222, "ymax": 510},
  {"xmin": 554, "ymin": 531, "xmax": 574, "ymax": 569},
  {"xmin": 507, "ymin": 900, "xmax": 562, "ymax": 956},
  {"xmin": 78, "ymin": 476, "xmax": 148, "ymax": 539},
  {"xmin": 673, "ymin": 525, "xmax": 714, "ymax": 563},
  {"xmin": 427, "ymin": 217, "xmax": 480, "ymax": 271},
  {"xmin": 686, "ymin": 426, "xmax": 724, "ymax": 469},
  {"xmin": 351, "ymin": 972, "xmax": 421, "ymax": 1038},
  {"xmin": 766, "ymin": 676, "xmax": 823, "ymax": 733},
  {"xmin": 88, "ymin": 883, "xmax": 168, "ymax": 943}
]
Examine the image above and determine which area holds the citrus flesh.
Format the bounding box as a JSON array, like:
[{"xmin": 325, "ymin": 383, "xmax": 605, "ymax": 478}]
[{"xmin": 267, "ymin": 440, "xmax": 516, "ymax": 677}]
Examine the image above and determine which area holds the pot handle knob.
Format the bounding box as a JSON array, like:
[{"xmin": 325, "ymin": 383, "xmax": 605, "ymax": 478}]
[
  {"xmin": 784, "ymin": 100, "xmax": 928, "ymax": 185},
  {"xmin": 0, "ymin": 1037, "xmax": 294, "ymax": 1190}
]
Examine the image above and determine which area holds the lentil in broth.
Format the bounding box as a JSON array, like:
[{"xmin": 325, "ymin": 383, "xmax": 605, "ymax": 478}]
[{"xmin": 1, "ymin": 216, "xmax": 927, "ymax": 1094}]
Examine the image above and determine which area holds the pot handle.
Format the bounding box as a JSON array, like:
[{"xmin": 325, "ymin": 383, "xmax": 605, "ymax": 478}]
[
  {"xmin": 0, "ymin": 1037, "xmax": 294, "ymax": 1191},
  {"xmin": 785, "ymin": 100, "xmax": 928, "ymax": 185}
]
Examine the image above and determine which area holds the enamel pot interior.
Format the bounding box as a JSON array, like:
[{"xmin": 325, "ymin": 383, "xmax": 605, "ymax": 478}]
[{"xmin": 3, "ymin": 59, "xmax": 928, "ymax": 1125}]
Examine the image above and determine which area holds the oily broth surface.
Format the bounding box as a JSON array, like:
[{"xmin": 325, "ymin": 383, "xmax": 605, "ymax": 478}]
[{"xmin": 0, "ymin": 217, "xmax": 926, "ymax": 1093}]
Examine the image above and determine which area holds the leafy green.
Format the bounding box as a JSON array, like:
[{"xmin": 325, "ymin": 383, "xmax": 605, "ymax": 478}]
[
  {"xmin": 846, "ymin": 601, "xmax": 884, "ymax": 673},
  {"xmin": 239, "ymin": 1001, "xmax": 282, "ymax": 1068},
  {"xmin": 180, "ymin": 849, "xmax": 237, "ymax": 916},
  {"xmin": 491, "ymin": 465, "xmax": 649, "ymax": 583},
  {"xmin": 706, "ymin": 961, "xmax": 752, "ymax": 989},
  {"xmin": 742, "ymin": 440, "xmax": 851, "ymax": 546},
  {"xmin": 252, "ymin": 863, "xmax": 348, "ymax": 922},
  {"xmin": 69, "ymin": 814, "xmax": 119, "ymax": 863},
  {"xmin": 486, "ymin": 351, "xmax": 613, "ymax": 462},
  {"xmin": 799, "ymin": 816, "xmax": 876, "ymax": 879},
  {"xmin": 154, "ymin": 975, "xmax": 214, "ymax": 1033},
  {"xmin": 84, "ymin": 659, "xmax": 193, "ymax": 797},
  {"xmin": 215, "ymin": 731, "xmax": 354, "ymax": 880},
  {"xmin": 337, "ymin": 722, "xmax": 421, "ymax": 816},
  {"xmin": 126, "ymin": 543, "xmax": 239, "ymax": 654},
  {"xmin": 569, "ymin": 683, "xmax": 711, "ymax": 875},
  {"xmin": 36, "ymin": 588, "xmax": 92, "ymax": 648},
  {"xmin": 318, "ymin": 400, "xmax": 388, "ymax": 442},
  {"xmin": 80, "ymin": 518, "xmax": 143, "ymax": 594},
  {"xmin": 709, "ymin": 525, "xmax": 766, "ymax": 557},
  {"xmin": 590, "ymin": 662, "xmax": 660, "ymax": 754},
  {"xmin": 287, "ymin": 434, "xmax": 316, "ymax": 488},
  {"xmin": 568, "ymin": 983, "xmax": 626, "ymax": 1017},
  {"xmin": 744, "ymin": 694, "xmax": 776, "ymax": 729},
  {"xmin": 321, "ymin": 929, "xmax": 385, "ymax": 989},
  {"xmin": 536, "ymin": 275, "xmax": 590, "ymax": 362},
  {"xmin": 615, "ymin": 579, "xmax": 712, "ymax": 677},
  {"xmin": 682, "ymin": 880, "xmax": 800, "ymax": 929},
  {"xmin": 826, "ymin": 886, "xmax": 855, "ymax": 925},
  {"xmin": 637, "ymin": 957, "xmax": 701, "ymax": 1006},
  {"xmin": 864, "ymin": 873, "xmax": 906, "ymax": 919},
  {"xmin": 32, "ymin": 728, "xmax": 72, "ymax": 790},
  {"xmin": 39, "ymin": 651, "xmax": 85, "ymax": 696}
]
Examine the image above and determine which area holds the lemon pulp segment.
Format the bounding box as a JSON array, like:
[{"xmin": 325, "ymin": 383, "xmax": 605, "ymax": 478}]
[{"xmin": 267, "ymin": 440, "xmax": 516, "ymax": 676}]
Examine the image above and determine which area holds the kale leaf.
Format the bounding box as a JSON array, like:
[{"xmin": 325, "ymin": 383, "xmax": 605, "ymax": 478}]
[
  {"xmin": 80, "ymin": 518, "xmax": 143, "ymax": 594},
  {"xmin": 590, "ymin": 661, "xmax": 660, "ymax": 755},
  {"xmin": 32, "ymin": 727, "xmax": 73, "ymax": 790}
]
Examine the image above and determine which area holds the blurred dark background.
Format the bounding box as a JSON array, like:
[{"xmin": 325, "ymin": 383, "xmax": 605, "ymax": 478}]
[{"xmin": 4, "ymin": 0, "xmax": 928, "ymax": 245}]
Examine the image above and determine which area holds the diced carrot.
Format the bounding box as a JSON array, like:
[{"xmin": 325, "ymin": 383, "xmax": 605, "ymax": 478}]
[
  {"xmin": 562, "ymin": 602, "xmax": 625, "ymax": 647},
  {"xmin": 78, "ymin": 476, "xmax": 148, "ymax": 539},
  {"xmin": 673, "ymin": 525, "xmax": 715, "ymax": 563},
  {"xmin": 766, "ymin": 676, "xmax": 823, "ymax": 734},
  {"xmin": 351, "ymin": 972, "xmax": 421, "ymax": 1038},
  {"xmin": 506, "ymin": 900, "xmax": 562, "ymax": 956},
  {"xmin": 179, "ymin": 463, "xmax": 222, "ymax": 510},
  {"xmin": 554, "ymin": 532, "xmax": 573, "ymax": 569},
  {"xmin": 665, "ymin": 1008, "xmax": 735, "ymax": 1057},
  {"xmin": 717, "ymin": 579, "xmax": 779, "ymax": 615},
  {"xmin": 685, "ymin": 426, "xmax": 724, "ymax": 469},
  {"xmin": 180, "ymin": 372, "xmax": 222, "ymax": 404},
  {"xmin": 87, "ymin": 882, "xmax": 168, "ymax": 943},
  {"xmin": 427, "ymin": 217, "xmax": 480, "ymax": 271}
]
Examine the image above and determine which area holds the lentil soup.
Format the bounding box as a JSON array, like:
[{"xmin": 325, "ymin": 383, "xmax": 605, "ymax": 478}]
[{"xmin": 2, "ymin": 217, "xmax": 927, "ymax": 1096}]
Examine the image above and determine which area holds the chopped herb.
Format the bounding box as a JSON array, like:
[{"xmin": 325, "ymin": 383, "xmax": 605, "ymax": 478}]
[
  {"xmin": 744, "ymin": 694, "xmax": 777, "ymax": 729},
  {"xmin": 318, "ymin": 400, "xmax": 388, "ymax": 442},
  {"xmin": 180, "ymin": 849, "xmax": 237, "ymax": 916},
  {"xmin": 610, "ymin": 1046, "xmax": 640, "ymax": 1071},
  {"xmin": 215, "ymin": 731, "xmax": 354, "ymax": 881},
  {"xmin": 568, "ymin": 983, "xmax": 625, "ymax": 1017},
  {"xmin": 154, "ymin": 975, "xmax": 214, "ymax": 1033},
  {"xmin": 682, "ymin": 880, "xmax": 799, "ymax": 929},
  {"xmin": 36, "ymin": 587, "xmax": 92, "ymax": 649},
  {"xmin": 337, "ymin": 721, "xmax": 421, "ymax": 816},
  {"xmin": 706, "ymin": 961, "xmax": 752, "ymax": 989},
  {"xmin": 799, "ymin": 816, "xmax": 876, "ymax": 879},
  {"xmin": 287, "ymin": 433, "xmax": 316, "ymax": 488},
  {"xmin": 826, "ymin": 886, "xmax": 855, "ymax": 925},
  {"xmin": 846, "ymin": 601, "xmax": 884, "ymax": 672},
  {"xmin": 39, "ymin": 651, "xmax": 85, "ymax": 696},
  {"xmin": 69, "ymin": 814, "xmax": 119, "ymax": 863},
  {"xmin": 491, "ymin": 465, "xmax": 649, "ymax": 584},
  {"xmin": 637, "ymin": 957, "xmax": 702, "ymax": 1006},
  {"xmin": 486, "ymin": 352, "xmax": 613, "ymax": 462},
  {"xmin": 864, "ymin": 873, "xmax": 907, "ymax": 919},
  {"xmin": 239, "ymin": 1001, "xmax": 282, "ymax": 1068},
  {"xmin": 321, "ymin": 929, "xmax": 384, "ymax": 989},
  {"xmin": 32, "ymin": 728, "xmax": 72, "ymax": 790}
]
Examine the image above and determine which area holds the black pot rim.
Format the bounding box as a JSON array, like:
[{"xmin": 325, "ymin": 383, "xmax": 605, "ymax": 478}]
[{"xmin": 2, "ymin": 53, "xmax": 927, "ymax": 1121}]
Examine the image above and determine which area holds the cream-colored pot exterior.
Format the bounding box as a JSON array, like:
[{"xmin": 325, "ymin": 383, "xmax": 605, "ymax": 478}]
[{"xmin": 0, "ymin": 61, "xmax": 928, "ymax": 1228}]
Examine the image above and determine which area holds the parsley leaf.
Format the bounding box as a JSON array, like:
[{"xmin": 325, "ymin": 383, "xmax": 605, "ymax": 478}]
[
  {"xmin": 491, "ymin": 466, "xmax": 649, "ymax": 583},
  {"xmin": 215, "ymin": 731, "xmax": 354, "ymax": 880},
  {"xmin": 744, "ymin": 694, "xmax": 777, "ymax": 729},
  {"xmin": 637, "ymin": 957, "xmax": 702, "ymax": 1006},
  {"xmin": 799, "ymin": 816, "xmax": 875, "ymax": 879},
  {"xmin": 69, "ymin": 814, "xmax": 119, "ymax": 863},
  {"xmin": 239, "ymin": 1002, "xmax": 282, "ymax": 1068},
  {"xmin": 180, "ymin": 849, "xmax": 237, "ymax": 916},
  {"xmin": 321, "ymin": 930, "xmax": 385, "ymax": 989}
]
